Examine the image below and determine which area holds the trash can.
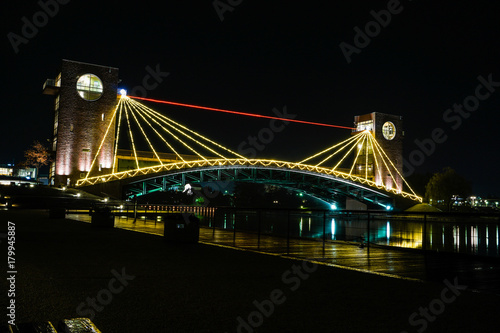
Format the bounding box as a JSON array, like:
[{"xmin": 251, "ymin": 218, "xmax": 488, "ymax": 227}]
[
  {"xmin": 91, "ymin": 207, "xmax": 114, "ymax": 228},
  {"xmin": 164, "ymin": 213, "xmax": 200, "ymax": 243}
]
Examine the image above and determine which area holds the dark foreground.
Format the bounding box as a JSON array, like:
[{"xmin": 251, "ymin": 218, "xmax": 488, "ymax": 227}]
[{"xmin": 1, "ymin": 209, "xmax": 500, "ymax": 333}]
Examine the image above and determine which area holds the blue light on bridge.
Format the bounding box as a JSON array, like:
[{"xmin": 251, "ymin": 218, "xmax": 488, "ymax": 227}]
[
  {"xmin": 386, "ymin": 221, "xmax": 390, "ymax": 242},
  {"xmin": 331, "ymin": 218, "xmax": 336, "ymax": 240},
  {"xmin": 119, "ymin": 89, "xmax": 127, "ymax": 96},
  {"xmin": 386, "ymin": 205, "xmax": 392, "ymax": 211},
  {"xmin": 330, "ymin": 203, "xmax": 337, "ymax": 210}
]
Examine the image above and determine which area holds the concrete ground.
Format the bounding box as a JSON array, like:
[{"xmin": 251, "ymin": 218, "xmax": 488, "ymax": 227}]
[{"xmin": 2, "ymin": 209, "xmax": 500, "ymax": 332}]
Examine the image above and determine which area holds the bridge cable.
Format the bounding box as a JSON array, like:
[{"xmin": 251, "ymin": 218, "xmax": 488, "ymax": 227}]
[
  {"xmin": 127, "ymin": 101, "xmax": 165, "ymax": 166},
  {"xmin": 315, "ymin": 134, "xmax": 363, "ymax": 167},
  {"xmin": 127, "ymin": 99, "xmax": 208, "ymax": 161},
  {"xmin": 299, "ymin": 131, "xmax": 363, "ymax": 164},
  {"xmin": 125, "ymin": 98, "xmax": 186, "ymax": 162},
  {"xmin": 128, "ymin": 96, "xmax": 356, "ymax": 130},
  {"xmin": 112, "ymin": 99, "xmax": 125, "ymax": 173},
  {"xmin": 128, "ymin": 100, "xmax": 217, "ymax": 161},
  {"xmin": 369, "ymin": 133, "xmax": 417, "ymax": 195},
  {"xmin": 331, "ymin": 133, "xmax": 365, "ymax": 172},
  {"xmin": 85, "ymin": 98, "xmax": 121, "ymax": 179},
  {"xmin": 129, "ymin": 98, "xmax": 246, "ymax": 160}
]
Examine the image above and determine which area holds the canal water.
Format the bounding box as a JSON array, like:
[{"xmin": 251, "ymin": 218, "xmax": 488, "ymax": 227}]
[{"xmin": 193, "ymin": 208, "xmax": 500, "ymax": 258}]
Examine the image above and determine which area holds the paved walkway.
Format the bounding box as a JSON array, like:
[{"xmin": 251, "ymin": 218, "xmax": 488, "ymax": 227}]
[
  {"xmin": 5, "ymin": 209, "xmax": 500, "ymax": 332},
  {"xmin": 68, "ymin": 213, "xmax": 500, "ymax": 294}
]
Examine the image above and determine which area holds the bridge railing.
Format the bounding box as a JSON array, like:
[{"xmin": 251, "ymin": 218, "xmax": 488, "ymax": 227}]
[{"xmin": 75, "ymin": 158, "xmax": 423, "ymax": 202}]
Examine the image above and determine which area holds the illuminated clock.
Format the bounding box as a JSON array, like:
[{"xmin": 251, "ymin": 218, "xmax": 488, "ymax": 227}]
[
  {"xmin": 382, "ymin": 121, "xmax": 396, "ymax": 140},
  {"xmin": 76, "ymin": 74, "xmax": 103, "ymax": 101}
]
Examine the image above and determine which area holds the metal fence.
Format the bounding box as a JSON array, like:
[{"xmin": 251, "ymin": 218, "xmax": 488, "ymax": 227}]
[{"xmin": 67, "ymin": 204, "xmax": 500, "ymax": 257}]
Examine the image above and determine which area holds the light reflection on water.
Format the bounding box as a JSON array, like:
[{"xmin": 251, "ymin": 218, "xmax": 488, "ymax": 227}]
[{"xmin": 197, "ymin": 210, "xmax": 500, "ymax": 257}]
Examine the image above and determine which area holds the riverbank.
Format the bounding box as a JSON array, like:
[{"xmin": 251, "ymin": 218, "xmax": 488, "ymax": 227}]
[{"xmin": 2, "ymin": 209, "xmax": 500, "ymax": 332}]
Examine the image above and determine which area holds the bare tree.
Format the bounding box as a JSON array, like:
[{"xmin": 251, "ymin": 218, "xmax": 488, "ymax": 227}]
[{"xmin": 23, "ymin": 141, "xmax": 51, "ymax": 181}]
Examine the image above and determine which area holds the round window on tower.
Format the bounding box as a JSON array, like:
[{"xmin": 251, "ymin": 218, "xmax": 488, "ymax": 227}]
[
  {"xmin": 382, "ymin": 121, "xmax": 396, "ymax": 140},
  {"xmin": 76, "ymin": 74, "xmax": 103, "ymax": 101}
]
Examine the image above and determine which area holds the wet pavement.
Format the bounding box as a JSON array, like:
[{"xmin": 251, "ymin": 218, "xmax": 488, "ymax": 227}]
[{"xmin": 68, "ymin": 213, "xmax": 500, "ymax": 295}]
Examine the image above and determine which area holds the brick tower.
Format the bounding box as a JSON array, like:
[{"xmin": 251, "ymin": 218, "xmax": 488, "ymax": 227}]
[
  {"xmin": 352, "ymin": 112, "xmax": 403, "ymax": 191},
  {"xmin": 43, "ymin": 59, "xmax": 119, "ymax": 186}
]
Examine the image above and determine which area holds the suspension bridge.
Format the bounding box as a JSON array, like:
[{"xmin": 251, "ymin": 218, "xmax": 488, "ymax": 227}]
[{"xmin": 75, "ymin": 92, "xmax": 422, "ymax": 208}]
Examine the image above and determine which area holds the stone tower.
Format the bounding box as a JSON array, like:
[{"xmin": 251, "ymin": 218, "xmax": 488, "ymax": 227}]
[
  {"xmin": 352, "ymin": 112, "xmax": 403, "ymax": 191},
  {"xmin": 43, "ymin": 59, "xmax": 119, "ymax": 186}
]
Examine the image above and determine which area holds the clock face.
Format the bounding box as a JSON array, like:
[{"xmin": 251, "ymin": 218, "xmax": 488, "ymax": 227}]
[
  {"xmin": 382, "ymin": 121, "xmax": 396, "ymax": 140},
  {"xmin": 76, "ymin": 74, "xmax": 103, "ymax": 101}
]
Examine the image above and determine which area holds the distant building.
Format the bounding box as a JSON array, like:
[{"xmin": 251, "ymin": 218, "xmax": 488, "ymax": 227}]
[
  {"xmin": 43, "ymin": 60, "xmax": 119, "ymax": 186},
  {"xmin": 0, "ymin": 163, "xmax": 37, "ymax": 178},
  {"xmin": 0, "ymin": 164, "xmax": 14, "ymax": 177},
  {"xmin": 0, "ymin": 163, "xmax": 38, "ymax": 185}
]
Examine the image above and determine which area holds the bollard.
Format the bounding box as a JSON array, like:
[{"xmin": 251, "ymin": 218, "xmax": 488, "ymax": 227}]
[
  {"xmin": 164, "ymin": 213, "xmax": 200, "ymax": 243},
  {"xmin": 91, "ymin": 206, "xmax": 114, "ymax": 228}
]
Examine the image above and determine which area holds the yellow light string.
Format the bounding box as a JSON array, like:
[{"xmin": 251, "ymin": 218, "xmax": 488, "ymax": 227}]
[
  {"xmin": 367, "ymin": 133, "xmax": 383, "ymax": 184},
  {"xmin": 126, "ymin": 100, "xmax": 164, "ymax": 166},
  {"xmin": 130, "ymin": 100, "xmax": 224, "ymax": 160},
  {"xmin": 85, "ymin": 98, "xmax": 121, "ymax": 179},
  {"xmin": 315, "ymin": 133, "xmax": 365, "ymax": 167},
  {"xmin": 124, "ymin": 103, "xmax": 140, "ymax": 169},
  {"xmin": 125, "ymin": 99, "xmax": 186, "ymax": 162},
  {"xmin": 112, "ymin": 97, "xmax": 125, "ymax": 173},
  {"xmin": 74, "ymin": 157, "xmax": 422, "ymax": 202},
  {"xmin": 129, "ymin": 99, "xmax": 246, "ymax": 159},
  {"xmin": 332, "ymin": 133, "xmax": 366, "ymax": 171},
  {"xmin": 78, "ymin": 98, "xmax": 422, "ymax": 202},
  {"xmin": 133, "ymin": 99, "xmax": 247, "ymax": 159},
  {"xmin": 349, "ymin": 132, "xmax": 367, "ymax": 176},
  {"xmin": 127, "ymin": 100, "xmax": 207, "ymax": 160},
  {"xmin": 365, "ymin": 133, "xmax": 369, "ymax": 180},
  {"xmin": 299, "ymin": 131, "xmax": 364, "ymax": 164},
  {"xmin": 369, "ymin": 133, "xmax": 417, "ymax": 195},
  {"xmin": 369, "ymin": 133, "xmax": 401, "ymax": 192}
]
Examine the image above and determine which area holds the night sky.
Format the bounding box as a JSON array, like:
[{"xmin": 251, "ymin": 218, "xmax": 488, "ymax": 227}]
[{"xmin": 2, "ymin": 0, "xmax": 500, "ymax": 195}]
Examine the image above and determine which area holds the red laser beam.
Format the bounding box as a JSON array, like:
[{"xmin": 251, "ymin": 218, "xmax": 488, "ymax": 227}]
[{"xmin": 128, "ymin": 95, "xmax": 356, "ymax": 130}]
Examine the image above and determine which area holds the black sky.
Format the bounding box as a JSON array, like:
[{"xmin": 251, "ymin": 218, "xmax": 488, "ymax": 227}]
[{"xmin": 2, "ymin": 0, "xmax": 500, "ymax": 195}]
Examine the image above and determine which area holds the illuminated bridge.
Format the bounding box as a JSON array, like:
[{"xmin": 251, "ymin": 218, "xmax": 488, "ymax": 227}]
[{"xmin": 73, "ymin": 93, "xmax": 421, "ymax": 209}]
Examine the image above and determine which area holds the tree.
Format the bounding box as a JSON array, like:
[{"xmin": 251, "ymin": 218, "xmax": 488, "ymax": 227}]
[
  {"xmin": 406, "ymin": 172, "xmax": 433, "ymax": 198},
  {"xmin": 23, "ymin": 141, "xmax": 51, "ymax": 181},
  {"xmin": 425, "ymin": 167, "xmax": 472, "ymax": 211}
]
